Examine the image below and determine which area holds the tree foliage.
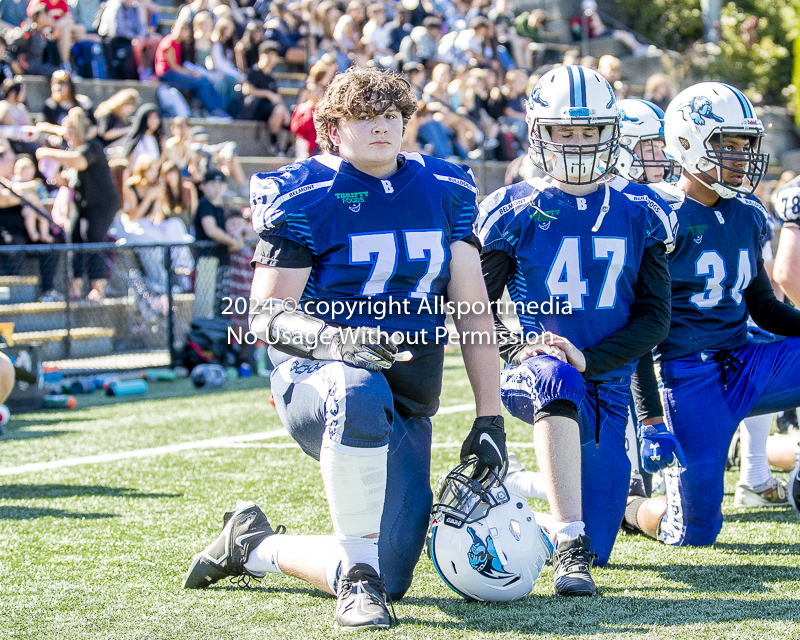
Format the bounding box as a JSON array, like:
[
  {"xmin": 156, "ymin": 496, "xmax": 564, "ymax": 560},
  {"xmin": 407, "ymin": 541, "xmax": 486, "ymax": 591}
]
[{"xmin": 615, "ymin": 0, "xmax": 704, "ymax": 53}]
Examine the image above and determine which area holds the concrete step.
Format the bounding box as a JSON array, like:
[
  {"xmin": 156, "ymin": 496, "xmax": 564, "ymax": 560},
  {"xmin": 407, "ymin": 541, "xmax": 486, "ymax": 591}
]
[
  {"xmin": 12, "ymin": 326, "xmax": 116, "ymax": 360},
  {"xmin": 0, "ymin": 275, "xmax": 38, "ymax": 303}
]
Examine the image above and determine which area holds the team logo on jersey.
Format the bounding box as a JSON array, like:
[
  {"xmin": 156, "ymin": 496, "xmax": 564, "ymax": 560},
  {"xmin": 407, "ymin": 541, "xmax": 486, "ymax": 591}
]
[
  {"xmin": 714, "ymin": 210, "xmax": 725, "ymax": 224},
  {"xmin": 529, "ymin": 202, "xmax": 559, "ymax": 229},
  {"xmin": 335, "ymin": 191, "xmax": 369, "ymax": 212},
  {"xmin": 466, "ymin": 527, "xmax": 515, "ymax": 580},
  {"xmin": 687, "ymin": 224, "xmax": 707, "ymax": 244},
  {"xmin": 678, "ymin": 97, "xmax": 724, "ymax": 126}
]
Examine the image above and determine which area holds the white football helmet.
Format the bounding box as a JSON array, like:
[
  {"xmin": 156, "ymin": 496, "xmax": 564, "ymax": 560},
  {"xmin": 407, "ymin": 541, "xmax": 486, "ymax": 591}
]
[
  {"xmin": 664, "ymin": 82, "xmax": 769, "ymax": 199},
  {"xmin": 526, "ymin": 65, "xmax": 620, "ymax": 185},
  {"xmin": 426, "ymin": 458, "xmax": 553, "ymax": 602},
  {"xmin": 616, "ymin": 98, "xmax": 676, "ymax": 183}
]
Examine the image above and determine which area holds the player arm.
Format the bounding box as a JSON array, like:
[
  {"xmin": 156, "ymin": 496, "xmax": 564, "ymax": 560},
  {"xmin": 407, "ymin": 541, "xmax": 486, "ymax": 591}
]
[
  {"xmin": 771, "ymin": 225, "xmax": 800, "ymax": 307},
  {"xmin": 448, "ymin": 240, "xmax": 502, "ymax": 417},
  {"xmin": 249, "ymin": 237, "xmax": 396, "ymax": 369},
  {"xmin": 743, "ymin": 256, "xmax": 800, "ymax": 335},
  {"xmin": 630, "ymin": 351, "xmax": 664, "ymax": 424},
  {"xmin": 481, "ymin": 248, "xmax": 523, "ymax": 363},
  {"xmin": 581, "ymin": 242, "xmax": 671, "ymax": 380}
]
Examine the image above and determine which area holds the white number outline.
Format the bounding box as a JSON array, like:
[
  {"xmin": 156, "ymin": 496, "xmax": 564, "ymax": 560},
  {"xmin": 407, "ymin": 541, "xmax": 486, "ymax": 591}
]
[
  {"xmin": 593, "ymin": 237, "xmax": 627, "ymax": 309},
  {"xmin": 348, "ymin": 230, "xmax": 447, "ymax": 298}
]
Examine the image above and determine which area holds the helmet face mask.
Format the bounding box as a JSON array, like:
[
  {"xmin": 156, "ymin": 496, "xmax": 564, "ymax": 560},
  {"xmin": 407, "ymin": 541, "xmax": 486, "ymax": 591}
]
[
  {"xmin": 427, "ymin": 458, "xmax": 553, "ymax": 602},
  {"xmin": 696, "ymin": 130, "xmax": 768, "ymax": 196},
  {"xmin": 526, "ymin": 65, "xmax": 620, "ymax": 185},
  {"xmin": 664, "ymin": 82, "xmax": 770, "ymax": 199},
  {"xmin": 616, "ymin": 98, "xmax": 675, "ymax": 184}
]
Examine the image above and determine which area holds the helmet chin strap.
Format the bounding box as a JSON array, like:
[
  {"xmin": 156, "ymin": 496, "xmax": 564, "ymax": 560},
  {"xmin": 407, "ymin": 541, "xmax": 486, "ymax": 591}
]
[{"xmin": 591, "ymin": 180, "xmax": 611, "ymax": 232}]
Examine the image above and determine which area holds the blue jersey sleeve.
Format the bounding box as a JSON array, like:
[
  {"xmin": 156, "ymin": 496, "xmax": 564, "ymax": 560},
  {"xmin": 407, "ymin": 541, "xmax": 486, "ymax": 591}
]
[
  {"xmin": 618, "ymin": 179, "xmax": 679, "ymax": 254},
  {"xmin": 250, "ymin": 160, "xmax": 335, "ymax": 248},
  {"xmin": 415, "ymin": 155, "xmax": 480, "ymax": 244},
  {"xmin": 474, "ymin": 182, "xmax": 535, "ymax": 256},
  {"xmin": 738, "ymin": 194, "xmax": 771, "ymax": 249}
]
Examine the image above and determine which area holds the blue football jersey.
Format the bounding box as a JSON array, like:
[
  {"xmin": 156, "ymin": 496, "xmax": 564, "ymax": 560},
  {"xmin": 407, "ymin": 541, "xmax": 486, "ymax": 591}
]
[
  {"xmin": 477, "ymin": 176, "xmax": 674, "ymax": 380},
  {"xmin": 650, "ymin": 183, "xmax": 770, "ymax": 361},
  {"xmin": 250, "ymin": 152, "xmax": 478, "ymax": 338}
]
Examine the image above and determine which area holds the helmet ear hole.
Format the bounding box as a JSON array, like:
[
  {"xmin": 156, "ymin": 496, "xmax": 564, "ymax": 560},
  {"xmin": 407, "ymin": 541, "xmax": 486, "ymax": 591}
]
[{"xmin": 679, "ymin": 137, "xmax": 691, "ymax": 150}]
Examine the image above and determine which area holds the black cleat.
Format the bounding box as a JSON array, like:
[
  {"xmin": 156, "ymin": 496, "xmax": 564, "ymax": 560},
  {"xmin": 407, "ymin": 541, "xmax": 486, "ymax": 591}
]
[
  {"xmin": 789, "ymin": 460, "xmax": 800, "ymax": 512},
  {"xmin": 335, "ymin": 563, "xmax": 395, "ymax": 630},
  {"xmin": 553, "ymin": 534, "xmax": 597, "ymax": 596},
  {"xmin": 183, "ymin": 501, "xmax": 285, "ymax": 589}
]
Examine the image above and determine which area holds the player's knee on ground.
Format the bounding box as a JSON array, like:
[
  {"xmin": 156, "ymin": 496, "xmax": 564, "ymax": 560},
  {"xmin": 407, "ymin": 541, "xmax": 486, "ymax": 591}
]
[{"xmin": 501, "ymin": 355, "xmax": 584, "ymax": 426}]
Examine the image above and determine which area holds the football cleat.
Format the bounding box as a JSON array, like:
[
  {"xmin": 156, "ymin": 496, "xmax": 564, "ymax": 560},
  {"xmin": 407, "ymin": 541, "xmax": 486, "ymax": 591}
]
[
  {"xmin": 553, "ymin": 534, "xmax": 597, "ymax": 596},
  {"xmin": 733, "ymin": 476, "xmax": 789, "ymax": 508},
  {"xmin": 183, "ymin": 501, "xmax": 285, "ymax": 589},
  {"xmin": 335, "ymin": 563, "xmax": 394, "ymax": 630},
  {"xmin": 726, "ymin": 427, "xmax": 741, "ymax": 470},
  {"xmin": 787, "ymin": 458, "xmax": 799, "ymax": 512}
]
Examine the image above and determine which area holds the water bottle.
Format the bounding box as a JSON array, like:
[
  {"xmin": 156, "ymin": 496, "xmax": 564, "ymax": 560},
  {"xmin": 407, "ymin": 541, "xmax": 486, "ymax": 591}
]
[{"xmin": 190, "ymin": 364, "xmax": 227, "ymax": 389}]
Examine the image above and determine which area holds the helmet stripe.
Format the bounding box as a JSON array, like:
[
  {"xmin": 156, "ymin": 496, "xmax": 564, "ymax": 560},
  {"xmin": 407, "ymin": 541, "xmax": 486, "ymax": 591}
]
[
  {"xmin": 428, "ymin": 525, "xmax": 478, "ymax": 601},
  {"xmin": 567, "ymin": 66, "xmax": 586, "ymax": 108},
  {"xmin": 577, "ymin": 66, "xmax": 587, "ymax": 107},
  {"xmin": 722, "ymin": 83, "xmax": 753, "ymax": 119}
]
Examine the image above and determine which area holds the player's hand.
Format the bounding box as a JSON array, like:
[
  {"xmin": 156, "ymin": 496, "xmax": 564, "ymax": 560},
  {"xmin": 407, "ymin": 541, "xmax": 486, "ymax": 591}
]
[
  {"xmin": 511, "ymin": 342, "xmax": 567, "ymax": 366},
  {"xmin": 639, "ymin": 421, "xmax": 686, "ymax": 474},
  {"xmin": 319, "ymin": 326, "xmax": 397, "ymax": 371},
  {"xmin": 545, "ymin": 334, "xmax": 586, "ymax": 372},
  {"xmin": 460, "ymin": 415, "xmax": 508, "ymax": 481}
]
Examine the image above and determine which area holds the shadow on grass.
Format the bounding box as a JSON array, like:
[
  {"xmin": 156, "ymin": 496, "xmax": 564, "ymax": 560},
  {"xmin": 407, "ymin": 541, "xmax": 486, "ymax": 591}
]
[
  {"xmin": 0, "ymin": 428, "xmax": 70, "ymax": 442},
  {"xmin": 0, "ymin": 484, "xmax": 182, "ymax": 500},
  {"xmin": 398, "ymin": 594, "xmax": 800, "ymax": 634},
  {"xmin": 723, "ymin": 509, "xmax": 796, "ymax": 523},
  {"xmin": 605, "ymin": 562, "xmax": 800, "ymax": 593},
  {"xmin": 712, "ymin": 541, "xmax": 800, "ymax": 555},
  {"xmin": 0, "ymin": 505, "xmax": 118, "ymax": 520}
]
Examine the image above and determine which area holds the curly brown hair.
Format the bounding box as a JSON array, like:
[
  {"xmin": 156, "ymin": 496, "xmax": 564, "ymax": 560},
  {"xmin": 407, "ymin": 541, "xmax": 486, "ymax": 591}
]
[{"xmin": 313, "ymin": 66, "xmax": 418, "ymax": 154}]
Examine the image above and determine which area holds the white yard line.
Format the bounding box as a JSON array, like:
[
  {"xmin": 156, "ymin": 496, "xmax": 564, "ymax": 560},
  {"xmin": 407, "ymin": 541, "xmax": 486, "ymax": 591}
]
[{"xmin": 0, "ymin": 403, "xmax": 478, "ymax": 476}]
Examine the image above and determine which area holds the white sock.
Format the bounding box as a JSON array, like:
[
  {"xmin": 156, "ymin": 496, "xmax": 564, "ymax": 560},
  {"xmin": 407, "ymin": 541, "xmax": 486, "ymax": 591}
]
[
  {"xmin": 740, "ymin": 415, "xmax": 772, "ymax": 488},
  {"xmin": 244, "ymin": 534, "xmax": 287, "ymax": 576},
  {"xmin": 552, "ymin": 520, "xmax": 585, "ymax": 545},
  {"xmin": 320, "ymin": 439, "xmax": 387, "ymax": 576},
  {"xmin": 338, "ymin": 535, "xmax": 379, "ymax": 575},
  {"xmin": 505, "ymin": 470, "xmax": 549, "ymax": 500}
]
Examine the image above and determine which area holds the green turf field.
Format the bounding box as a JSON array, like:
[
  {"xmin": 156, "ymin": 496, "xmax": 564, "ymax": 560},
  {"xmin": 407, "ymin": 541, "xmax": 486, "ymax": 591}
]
[{"xmin": 1, "ymin": 355, "xmax": 799, "ymax": 639}]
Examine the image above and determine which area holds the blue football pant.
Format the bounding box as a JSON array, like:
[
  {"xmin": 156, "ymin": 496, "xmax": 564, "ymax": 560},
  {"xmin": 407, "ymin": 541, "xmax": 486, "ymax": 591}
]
[
  {"xmin": 269, "ymin": 351, "xmax": 433, "ymax": 600},
  {"xmin": 501, "ymin": 355, "xmax": 632, "ymax": 565},
  {"xmin": 658, "ymin": 336, "xmax": 800, "ymax": 546}
]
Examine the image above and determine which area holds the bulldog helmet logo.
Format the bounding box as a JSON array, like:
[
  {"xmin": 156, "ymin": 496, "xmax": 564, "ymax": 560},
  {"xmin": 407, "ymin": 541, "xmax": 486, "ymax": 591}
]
[
  {"xmin": 679, "ymin": 97, "xmax": 724, "ymax": 126},
  {"xmin": 466, "ymin": 527, "xmax": 515, "ymax": 580},
  {"xmin": 529, "ymin": 84, "xmax": 549, "ymax": 109}
]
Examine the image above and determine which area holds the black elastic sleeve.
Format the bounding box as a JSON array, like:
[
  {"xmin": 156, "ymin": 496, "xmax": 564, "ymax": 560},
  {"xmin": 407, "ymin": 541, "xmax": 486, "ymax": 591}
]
[
  {"xmin": 630, "ymin": 351, "xmax": 664, "ymax": 421},
  {"xmin": 481, "ymin": 249, "xmax": 525, "ymax": 363},
  {"xmin": 582, "ymin": 242, "xmax": 671, "ymax": 380},
  {"xmin": 744, "ymin": 260, "xmax": 800, "ymax": 335},
  {"xmin": 250, "ymin": 236, "xmax": 314, "ymax": 269}
]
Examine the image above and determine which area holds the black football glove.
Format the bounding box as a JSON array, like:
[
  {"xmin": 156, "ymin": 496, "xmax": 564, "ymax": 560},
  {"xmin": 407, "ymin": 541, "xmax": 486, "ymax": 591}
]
[
  {"xmin": 318, "ymin": 326, "xmax": 398, "ymax": 372},
  {"xmin": 460, "ymin": 415, "xmax": 508, "ymax": 481}
]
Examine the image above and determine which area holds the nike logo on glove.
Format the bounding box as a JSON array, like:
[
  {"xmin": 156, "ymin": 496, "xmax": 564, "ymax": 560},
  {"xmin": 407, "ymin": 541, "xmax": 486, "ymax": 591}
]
[{"xmin": 479, "ymin": 433, "xmax": 502, "ymax": 459}]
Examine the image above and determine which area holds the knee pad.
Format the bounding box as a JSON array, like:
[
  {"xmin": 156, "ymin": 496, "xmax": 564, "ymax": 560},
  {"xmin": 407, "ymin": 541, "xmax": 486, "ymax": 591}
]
[{"xmin": 501, "ymin": 355, "xmax": 585, "ymax": 425}]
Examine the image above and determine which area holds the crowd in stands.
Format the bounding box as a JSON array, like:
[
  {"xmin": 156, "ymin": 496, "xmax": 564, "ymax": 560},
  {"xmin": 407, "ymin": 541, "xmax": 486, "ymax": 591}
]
[{"xmin": 0, "ymin": 0, "xmax": 688, "ymax": 307}]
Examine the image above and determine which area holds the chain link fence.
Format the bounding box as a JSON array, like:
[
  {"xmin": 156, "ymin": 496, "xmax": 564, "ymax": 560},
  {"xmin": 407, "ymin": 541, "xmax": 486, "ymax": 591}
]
[{"xmin": 0, "ymin": 239, "xmax": 254, "ymax": 371}]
